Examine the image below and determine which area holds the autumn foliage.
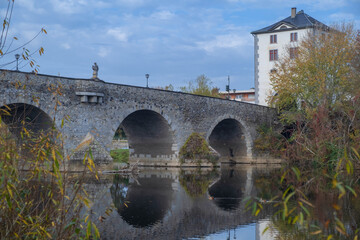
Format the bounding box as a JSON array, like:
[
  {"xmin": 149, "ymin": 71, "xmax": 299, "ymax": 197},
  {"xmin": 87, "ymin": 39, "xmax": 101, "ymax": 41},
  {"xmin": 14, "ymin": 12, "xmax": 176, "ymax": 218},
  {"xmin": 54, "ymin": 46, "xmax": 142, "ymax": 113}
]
[{"xmin": 262, "ymin": 23, "xmax": 360, "ymax": 168}]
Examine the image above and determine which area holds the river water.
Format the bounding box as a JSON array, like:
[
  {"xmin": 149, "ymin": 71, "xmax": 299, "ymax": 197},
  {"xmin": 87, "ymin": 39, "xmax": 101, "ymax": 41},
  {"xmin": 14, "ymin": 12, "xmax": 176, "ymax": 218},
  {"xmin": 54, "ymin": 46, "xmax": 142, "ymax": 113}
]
[
  {"xmin": 83, "ymin": 165, "xmax": 275, "ymax": 239},
  {"xmin": 82, "ymin": 164, "xmax": 359, "ymax": 240}
]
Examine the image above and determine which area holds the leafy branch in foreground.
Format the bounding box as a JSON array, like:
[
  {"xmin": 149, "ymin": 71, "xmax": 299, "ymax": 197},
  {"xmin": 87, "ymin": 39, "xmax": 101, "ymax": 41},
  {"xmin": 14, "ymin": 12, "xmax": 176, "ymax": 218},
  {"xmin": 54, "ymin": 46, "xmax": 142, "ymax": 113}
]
[
  {"xmin": 0, "ymin": 84, "xmax": 101, "ymax": 239},
  {"xmin": 0, "ymin": 0, "xmax": 47, "ymax": 73},
  {"xmin": 246, "ymin": 159, "xmax": 360, "ymax": 240}
]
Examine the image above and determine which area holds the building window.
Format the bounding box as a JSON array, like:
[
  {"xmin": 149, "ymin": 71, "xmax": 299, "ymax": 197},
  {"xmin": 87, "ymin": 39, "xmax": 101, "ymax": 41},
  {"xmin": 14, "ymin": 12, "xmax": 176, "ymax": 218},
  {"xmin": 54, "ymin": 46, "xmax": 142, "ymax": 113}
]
[
  {"xmin": 290, "ymin": 32, "xmax": 298, "ymax": 42},
  {"xmin": 290, "ymin": 47, "xmax": 298, "ymax": 59},
  {"xmin": 270, "ymin": 34, "xmax": 277, "ymax": 44},
  {"xmin": 269, "ymin": 49, "xmax": 278, "ymax": 61}
]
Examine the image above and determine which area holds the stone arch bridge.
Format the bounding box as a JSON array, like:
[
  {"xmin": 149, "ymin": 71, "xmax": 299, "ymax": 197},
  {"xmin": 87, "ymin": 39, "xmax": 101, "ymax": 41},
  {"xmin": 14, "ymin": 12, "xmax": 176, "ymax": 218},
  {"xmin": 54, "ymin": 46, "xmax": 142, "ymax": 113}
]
[{"xmin": 0, "ymin": 70, "xmax": 276, "ymax": 166}]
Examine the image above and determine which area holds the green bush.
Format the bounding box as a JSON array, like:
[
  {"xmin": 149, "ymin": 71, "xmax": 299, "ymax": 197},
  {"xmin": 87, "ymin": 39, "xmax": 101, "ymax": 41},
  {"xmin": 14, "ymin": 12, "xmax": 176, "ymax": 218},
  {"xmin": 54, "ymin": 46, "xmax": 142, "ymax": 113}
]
[
  {"xmin": 179, "ymin": 132, "xmax": 218, "ymax": 165},
  {"xmin": 110, "ymin": 149, "xmax": 129, "ymax": 163}
]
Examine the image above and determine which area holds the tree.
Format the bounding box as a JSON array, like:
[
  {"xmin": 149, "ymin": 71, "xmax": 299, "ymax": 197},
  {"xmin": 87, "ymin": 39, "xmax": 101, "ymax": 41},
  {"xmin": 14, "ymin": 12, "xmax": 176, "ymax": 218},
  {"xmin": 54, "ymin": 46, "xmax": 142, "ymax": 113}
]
[
  {"xmin": 180, "ymin": 74, "xmax": 220, "ymax": 97},
  {"xmin": 155, "ymin": 84, "xmax": 174, "ymax": 91},
  {"xmin": 268, "ymin": 23, "xmax": 360, "ymax": 164},
  {"xmin": 270, "ymin": 23, "xmax": 359, "ymax": 115}
]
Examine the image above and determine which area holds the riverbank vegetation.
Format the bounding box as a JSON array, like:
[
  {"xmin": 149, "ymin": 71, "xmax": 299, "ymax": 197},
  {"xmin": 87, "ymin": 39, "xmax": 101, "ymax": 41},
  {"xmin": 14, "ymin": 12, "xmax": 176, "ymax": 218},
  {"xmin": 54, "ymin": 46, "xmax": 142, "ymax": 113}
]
[
  {"xmin": 252, "ymin": 23, "xmax": 360, "ymax": 239},
  {"xmin": 110, "ymin": 149, "xmax": 129, "ymax": 164},
  {"xmin": 257, "ymin": 23, "xmax": 360, "ymax": 169}
]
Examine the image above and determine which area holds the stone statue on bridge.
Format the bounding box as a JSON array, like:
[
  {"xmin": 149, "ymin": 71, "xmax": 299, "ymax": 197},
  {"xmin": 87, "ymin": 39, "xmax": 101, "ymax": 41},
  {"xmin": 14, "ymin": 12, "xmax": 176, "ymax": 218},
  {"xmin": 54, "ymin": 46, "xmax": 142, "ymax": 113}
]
[{"xmin": 92, "ymin": 62, "xmax": 99, "ymax": 79}]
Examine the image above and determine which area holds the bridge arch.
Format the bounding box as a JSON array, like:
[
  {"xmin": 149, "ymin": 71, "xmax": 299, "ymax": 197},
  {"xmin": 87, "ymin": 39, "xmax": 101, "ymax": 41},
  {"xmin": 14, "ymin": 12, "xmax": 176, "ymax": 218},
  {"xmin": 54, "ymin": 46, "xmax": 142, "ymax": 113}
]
[
  {"xmin": 112, "ymin": 109, "xmax": 176, "ymax": 159},
  {"xmin": 206, "ymin": 115, "xmax": 252, "ymax": 159},
  {"xmin": 0, "ymin": 103, "xmax": 55, "ymax": 140}
]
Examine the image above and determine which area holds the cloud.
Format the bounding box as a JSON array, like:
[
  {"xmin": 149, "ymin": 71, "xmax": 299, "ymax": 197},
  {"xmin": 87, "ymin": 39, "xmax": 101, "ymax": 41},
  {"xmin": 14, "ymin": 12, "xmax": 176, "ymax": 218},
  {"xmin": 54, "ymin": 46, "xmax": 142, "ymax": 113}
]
[
  {"xmin": 17, "ymin": 0, "xmax": 45, "ymax": 14},
  {"xmin": 98, "ymin": 46, "xmax": 110, "ymax": 57},
  {"xmin": 50, "ymin": 0, "xmax": 87, "ymax": 14},
  {"xmin": 150, "ymin": 10, "xmax": 175, "ymax": 20},
  {"xmin": 275, "ymin": 0, "xmax": 348, "ymax": 10},
  {"xmin": 115, "ymin": 0, "xmax": 145, "ymax": 8},
  {"xmin": 222, "ymin": 0, "xmax": 348, "ymax": 10},
  {"xmin": 310, "ymin": 0, "xmax": 348, "ymax": 10},
  {"xmin": 93, "ymin": 1, "xmax": 112, "ymax": 8},
  {"xmin": 61, "ymin": 43, "xmax": 71, "ymax": 49},
  {"xmin": 107, "ymin": 28, "xmax": 130, "ymax": 42},
  {"xmin": 329, "ymin": 12, "xmax": 355, "ymax": 21},
  {"xmin": 196, "ymin": 34, "xmax": 251, "ymax": 53},
  {"xmin": 329, "ymin": 12, "xmax": 360, "ymax": 28},
  {"xmin": 225, "ymin": 0, "xmax": 257, "ymax": 3}
]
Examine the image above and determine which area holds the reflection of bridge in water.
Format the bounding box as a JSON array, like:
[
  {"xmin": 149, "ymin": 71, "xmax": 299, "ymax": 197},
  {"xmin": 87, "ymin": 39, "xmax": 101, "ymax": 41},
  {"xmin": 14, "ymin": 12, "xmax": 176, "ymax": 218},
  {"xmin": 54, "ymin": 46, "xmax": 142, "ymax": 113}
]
[{"xmin": 82, "ymin": 165, "xmax": 279, "ymax": 240}]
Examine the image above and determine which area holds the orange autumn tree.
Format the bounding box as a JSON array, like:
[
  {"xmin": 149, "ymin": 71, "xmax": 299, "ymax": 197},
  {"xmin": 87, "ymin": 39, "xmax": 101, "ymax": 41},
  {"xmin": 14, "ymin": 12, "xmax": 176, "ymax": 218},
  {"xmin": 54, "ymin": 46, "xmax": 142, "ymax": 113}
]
[{"xmin": 268, "ymin": 23, "xmax": 360, "ymax": 165}]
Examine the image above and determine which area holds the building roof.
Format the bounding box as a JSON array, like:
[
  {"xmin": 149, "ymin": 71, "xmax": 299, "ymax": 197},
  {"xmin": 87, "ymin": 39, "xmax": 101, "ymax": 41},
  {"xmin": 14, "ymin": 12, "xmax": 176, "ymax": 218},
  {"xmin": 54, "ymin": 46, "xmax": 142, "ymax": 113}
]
[
  {"xmin": 219, "ymin": 89, "xmax": 255, "ymax": 94},
  {"xmin": 251, "ymin": 10, "xmax": 328, "ymax": 35}
]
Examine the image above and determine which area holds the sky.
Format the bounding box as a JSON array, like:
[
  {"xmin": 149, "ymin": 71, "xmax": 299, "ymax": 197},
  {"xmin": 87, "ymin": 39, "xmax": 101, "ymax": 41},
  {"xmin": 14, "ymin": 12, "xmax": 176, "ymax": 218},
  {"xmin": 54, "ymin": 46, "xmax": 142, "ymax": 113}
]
[{"xmin": 1, "ymin": 0, "xmax": 359, "ymax": 91}]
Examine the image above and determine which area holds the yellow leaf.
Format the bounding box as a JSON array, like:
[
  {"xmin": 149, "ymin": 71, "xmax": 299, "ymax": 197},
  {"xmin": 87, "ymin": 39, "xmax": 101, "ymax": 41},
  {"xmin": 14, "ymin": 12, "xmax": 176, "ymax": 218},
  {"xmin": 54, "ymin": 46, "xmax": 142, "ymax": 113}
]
[
  {"xmin": 332, "ymin": 204, "xmax": 341, "ymax": 210},
  {"xmin": 335, "ymin": 226, "xmax": 347, "ymax": 236},
  {"xmin": 7, "ymin": 184, "xmax": 13, "ymax": 198},
  {"xmin": 299, "ymin": 198, "xmax": 314, "ymax": 207},
  {"xmin": 93, "ymin": 223, "xmax": 100, "ymax": 238},
  {"xmin": 52, "ymin": 148, "xmax": 56, "ymax": 161},
  {"xmin": 45, "ymin": 231, "xmax": 52, "ymax": 238},
  {"xmin": 262, "ymin": 226, "xmax": 269, "ymax": 235},
  {"xmin": 332, "ymin": 179, "xmax": 337, "ymax": 188},
  {"xmin": 310, "ymin": 230, "xmax": 322, "ymax": 235}
]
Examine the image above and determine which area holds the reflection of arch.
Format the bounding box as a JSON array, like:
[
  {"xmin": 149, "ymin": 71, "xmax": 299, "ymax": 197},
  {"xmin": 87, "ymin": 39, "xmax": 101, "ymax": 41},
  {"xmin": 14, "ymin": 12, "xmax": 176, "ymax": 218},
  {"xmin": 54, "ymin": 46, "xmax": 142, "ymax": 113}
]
[
  {"xmin": 208, "ymin": 168, "xmax": 245, "ymax": 211},
  {"xmin": 114, "ymin": 109, "xmax": 175, "ymax": 158},
  {"xmin": 206, "ymin": 115, "xmax": 252, "ymax": 158},
  {"xmin": 0, "ymin": 103, "xmax": 54, "ymax": 139},
  {"xmin": 111, "ymin": 176, "xmax": 174, "ymax": 228}
]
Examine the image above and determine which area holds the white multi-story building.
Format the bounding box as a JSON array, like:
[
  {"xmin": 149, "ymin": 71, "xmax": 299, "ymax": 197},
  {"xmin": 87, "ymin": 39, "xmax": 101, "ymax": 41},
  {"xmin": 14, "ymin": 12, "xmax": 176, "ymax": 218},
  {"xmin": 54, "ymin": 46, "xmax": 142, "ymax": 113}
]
[{"xmin": 251, "ymin": 8, "xmax": 327, "ymax": 106}]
